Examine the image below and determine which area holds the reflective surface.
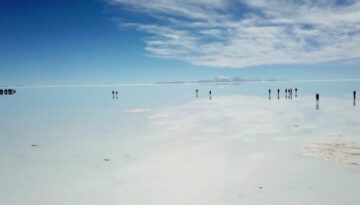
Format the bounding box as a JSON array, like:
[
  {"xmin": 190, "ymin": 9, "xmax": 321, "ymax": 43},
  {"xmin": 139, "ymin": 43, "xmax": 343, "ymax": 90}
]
[{"xmin": 0, "ymin": 81, "xmax": 359, "ymax": 205}]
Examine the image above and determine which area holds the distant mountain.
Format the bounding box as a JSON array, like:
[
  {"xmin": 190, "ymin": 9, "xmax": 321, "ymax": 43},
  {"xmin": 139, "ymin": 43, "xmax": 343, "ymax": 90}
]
[
  {"xmin": 155, "ymin": 81, "xmax": 187, "ymax": 84},
  {"xmin": 197, "ymin": 75, "xmax": 262, "ymax": 83},
  {"xmin": 155, "ymin": 75, "xmax": 266, "ymax": 84}
]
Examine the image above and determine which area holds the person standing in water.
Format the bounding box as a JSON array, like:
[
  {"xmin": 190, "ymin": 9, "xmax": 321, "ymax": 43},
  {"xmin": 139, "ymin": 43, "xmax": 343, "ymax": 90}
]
[
  {"xmin": 295, "ymin": 88, "xmax": 298, "ymax": 97},
  {"xmin": 353, "ymin": 90, "xmax": 356, "ymax": 100},
  {"xmin": 277, "ymin": 89, "xmax": 280, "ymax": 100},
  {"xmin": 268, "ymin": 89, "xmax": 271, "ymax": 99},
  {"xmin": 196, "ymin": 89, "xmax": 199, "ymax": 97},
  {"xmin": 316, "ymin": 93, "xmax": 320, "ymax": 110}
]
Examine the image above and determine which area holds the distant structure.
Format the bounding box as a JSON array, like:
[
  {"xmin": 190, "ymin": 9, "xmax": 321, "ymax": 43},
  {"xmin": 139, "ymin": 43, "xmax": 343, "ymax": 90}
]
[{"xmin": 0, "ymin": 89, "xmax": 16, "ymax": 95}]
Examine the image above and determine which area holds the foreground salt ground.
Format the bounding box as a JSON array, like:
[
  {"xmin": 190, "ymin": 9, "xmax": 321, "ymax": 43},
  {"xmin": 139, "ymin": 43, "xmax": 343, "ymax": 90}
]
[
  {"xmin": 1, "ymin": 94, "xmax": 359, "ymax": 205},
  {"xmin": 117, "ymin": 95, "xmax": 360, "ymax": 205}
]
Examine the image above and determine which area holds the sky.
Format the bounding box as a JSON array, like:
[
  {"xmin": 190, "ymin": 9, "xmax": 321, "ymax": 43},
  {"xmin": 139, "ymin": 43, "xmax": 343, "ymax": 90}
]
[{"xmin": 1, "ymin": 0, "xmax": 360, "ymax": 86}]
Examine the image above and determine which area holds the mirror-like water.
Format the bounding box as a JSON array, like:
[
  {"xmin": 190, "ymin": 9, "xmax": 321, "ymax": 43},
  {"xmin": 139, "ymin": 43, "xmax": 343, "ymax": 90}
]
[{"xmin": 0, "ymin": 81, "xmax": 359, "ymax": 205}]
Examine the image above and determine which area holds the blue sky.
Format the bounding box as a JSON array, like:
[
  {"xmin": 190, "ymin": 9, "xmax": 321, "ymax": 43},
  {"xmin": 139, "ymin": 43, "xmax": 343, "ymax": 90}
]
[{"xmin": 1, "ymin": 0, "xmax": 360, "ymax": 86}]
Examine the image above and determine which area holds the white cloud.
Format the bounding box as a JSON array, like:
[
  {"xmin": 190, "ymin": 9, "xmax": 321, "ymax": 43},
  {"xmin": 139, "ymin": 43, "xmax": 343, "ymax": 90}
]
[{"xmin": 111, "ymin": 0, "xmax": 360, "ymax": 68}]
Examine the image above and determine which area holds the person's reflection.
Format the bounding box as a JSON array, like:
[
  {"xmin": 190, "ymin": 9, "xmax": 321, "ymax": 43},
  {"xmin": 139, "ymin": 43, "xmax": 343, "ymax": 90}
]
[
  {"xmin": 353, "ymin": 99, "xmax": 356, "ymax": 106},
  {"xmin": 316, "ymin": 102, "xmax": 320, "ymax": 110}
]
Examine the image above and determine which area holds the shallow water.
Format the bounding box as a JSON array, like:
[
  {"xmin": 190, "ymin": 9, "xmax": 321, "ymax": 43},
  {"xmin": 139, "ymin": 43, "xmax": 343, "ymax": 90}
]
[{"xmin": 0, "ymin": 81, "xmax": 359, "ymax": 205}]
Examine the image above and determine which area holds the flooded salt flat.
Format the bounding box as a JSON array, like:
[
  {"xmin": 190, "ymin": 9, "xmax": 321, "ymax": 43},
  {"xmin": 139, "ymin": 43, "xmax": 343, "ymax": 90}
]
[{"xmin": 0, "ymin": 81, "xmax": 359, "ymax": 205}]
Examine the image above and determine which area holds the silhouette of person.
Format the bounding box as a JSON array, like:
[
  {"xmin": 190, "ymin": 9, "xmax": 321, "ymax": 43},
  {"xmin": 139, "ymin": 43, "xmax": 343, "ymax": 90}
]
[
  {"xmin": 0, "ymin": 89, "xmax": 3, "ymax": 95},
  {"xmin": 277, "ymin": 89, "xmax": 280, "ymax": 100},
  {"xmin": 295, "ymin": 88, "xmax": 298, "ymax": 97},
  {"xmin": 196, "ymin": 89, "xmax": 199, "ymax": 97},
  {"xmin": 268, "ymin": 89, "xmax": 271, "ymax": 99},
  {"xmin": 209, "ymin": 90, "xmax": 212, "ymax": 100},
  {"xmin": 353, "ymin": 90, "xmax": 356, "ymax": 100},
  {"xmin": 112, "ymin": 90, "xmax": 115, "ymax": 95},
  {"xmin": 115, "ymin": 91, "xmax": 118, "ymax": 95},
  {"xmin": 315, "ymin": 93, "xmax": 320, "ymax": 110}
]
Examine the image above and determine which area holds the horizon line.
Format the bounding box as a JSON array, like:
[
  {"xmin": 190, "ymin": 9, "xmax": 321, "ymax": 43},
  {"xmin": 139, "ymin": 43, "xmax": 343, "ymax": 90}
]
[{"xmin": 2, "ymin": 78, "xmax": 360, "ymax": 89}]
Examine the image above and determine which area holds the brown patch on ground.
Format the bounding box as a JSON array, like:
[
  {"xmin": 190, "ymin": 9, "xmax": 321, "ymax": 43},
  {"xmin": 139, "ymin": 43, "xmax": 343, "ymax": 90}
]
[{"xmin": 303, "ymin": 140, "xmax": 360, "ymax": 166}]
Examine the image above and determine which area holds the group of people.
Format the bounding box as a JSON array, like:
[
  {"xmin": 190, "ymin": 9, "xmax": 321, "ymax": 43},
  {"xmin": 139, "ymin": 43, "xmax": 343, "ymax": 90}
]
[
  {"xmin": 195, "ymin": 89, "xmax": 212, "ymax": 99},
  {"xmin": 112, "ymin": 90, "xmax": 119, "ymax": 99},
  {"xmin": 0, "ymin": 88, "xmax": 16, "ymax": 95},
  {"xmin": 268, "ymin": 88, "xmax": 298, "ymax": 99}
]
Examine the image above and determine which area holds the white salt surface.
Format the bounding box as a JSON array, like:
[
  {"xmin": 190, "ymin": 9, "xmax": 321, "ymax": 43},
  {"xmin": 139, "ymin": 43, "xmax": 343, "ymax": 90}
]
[{"xmin": 0, "ymin": 93, "xmax": 360, "ymax": 205}]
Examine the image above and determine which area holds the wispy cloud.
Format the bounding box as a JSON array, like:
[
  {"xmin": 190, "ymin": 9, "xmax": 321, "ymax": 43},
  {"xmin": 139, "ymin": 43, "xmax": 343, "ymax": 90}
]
[{"xmin": 110, "ymin": 0, "xmax": 360, "ymax": 68}]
